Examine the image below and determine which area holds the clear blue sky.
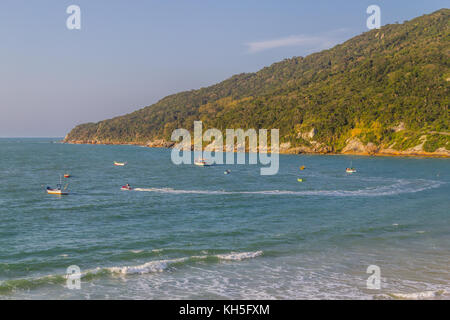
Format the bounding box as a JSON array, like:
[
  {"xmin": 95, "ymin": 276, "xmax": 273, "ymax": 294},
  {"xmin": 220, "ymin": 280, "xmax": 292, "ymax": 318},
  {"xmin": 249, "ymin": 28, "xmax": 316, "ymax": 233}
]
[{"xmin": 0, "ymin": 0, "xmax": 447, "ymax": 137}]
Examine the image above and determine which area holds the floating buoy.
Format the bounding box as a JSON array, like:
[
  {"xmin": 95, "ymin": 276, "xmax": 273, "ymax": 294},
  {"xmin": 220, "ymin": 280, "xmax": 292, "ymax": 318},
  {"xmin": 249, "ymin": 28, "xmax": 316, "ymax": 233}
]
[
  {"xmin": 300, "ymin": 166, "xmax": 305, "ymax": 170},
  {"xmin": 297, "ymin": 178, "xmax": 303, "ymax": 182}
]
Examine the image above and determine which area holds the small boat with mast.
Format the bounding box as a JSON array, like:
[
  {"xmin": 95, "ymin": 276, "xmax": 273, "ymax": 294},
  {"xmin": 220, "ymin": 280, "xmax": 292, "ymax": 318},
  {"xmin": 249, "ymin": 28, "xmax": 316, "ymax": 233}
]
[
  {"xmin": 46, "ymin": 175, "xmax": 69, "ymax": 195},
  {"xmin": 346, "ymin": 160, "xmax": 357, "ymax": 173},
  {"xmin": 194, "ymin": 158, "xmax": 212, "ymax": 166}
]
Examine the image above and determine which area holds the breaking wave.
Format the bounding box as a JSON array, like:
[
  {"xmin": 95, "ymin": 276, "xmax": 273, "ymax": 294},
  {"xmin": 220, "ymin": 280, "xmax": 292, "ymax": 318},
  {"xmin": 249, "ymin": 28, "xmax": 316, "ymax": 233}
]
[
  {"xmin": 375, "ymin": 289, "xmax": 448, "ymax": 300},
  {"xmin": 216, "ymin": 251, "xmax": 263, "ymax": 261},
  {"xmin": 0, "ymin": 251, "xmax": 263, "ymax": 294}
]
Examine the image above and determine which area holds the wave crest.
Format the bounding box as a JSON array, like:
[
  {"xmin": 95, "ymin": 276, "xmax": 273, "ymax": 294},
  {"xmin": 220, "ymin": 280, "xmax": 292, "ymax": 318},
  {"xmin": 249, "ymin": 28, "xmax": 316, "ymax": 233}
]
[
  {"xmin": 375, "ymin": 289, "xmax": 448, "ymax": 300},
  {"xmin": 0, "ymin": 251, "xmax": 263, "ymax": 294},
  {"xmin": 216, "ymin": 251, "xmax": 263, "ymax": 261}
]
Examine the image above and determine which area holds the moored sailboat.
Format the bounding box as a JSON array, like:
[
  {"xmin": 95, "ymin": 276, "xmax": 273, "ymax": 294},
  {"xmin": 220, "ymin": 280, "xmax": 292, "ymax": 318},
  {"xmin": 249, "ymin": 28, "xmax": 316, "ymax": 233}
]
[
  {"xmin": 194, "ymin": 158, "xmax": 212, "ymax": 166},
  {"xmin": 46, "ymin": 176, "xmax": 69, "ymax": 195}
]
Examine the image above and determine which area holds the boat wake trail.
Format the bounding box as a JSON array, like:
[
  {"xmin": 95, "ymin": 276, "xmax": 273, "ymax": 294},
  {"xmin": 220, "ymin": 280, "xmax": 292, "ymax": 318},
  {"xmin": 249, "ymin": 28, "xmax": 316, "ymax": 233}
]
[{"xmin": 133, "ymin": 179, "xmax": 443, "ymax": 197}]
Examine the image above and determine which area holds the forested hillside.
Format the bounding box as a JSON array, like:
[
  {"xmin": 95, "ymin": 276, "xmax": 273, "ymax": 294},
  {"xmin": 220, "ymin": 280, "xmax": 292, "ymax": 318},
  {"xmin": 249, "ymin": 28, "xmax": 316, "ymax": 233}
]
[{"xmin": 65, "ymin": 9, "xmax": 449, "ymax": 156}]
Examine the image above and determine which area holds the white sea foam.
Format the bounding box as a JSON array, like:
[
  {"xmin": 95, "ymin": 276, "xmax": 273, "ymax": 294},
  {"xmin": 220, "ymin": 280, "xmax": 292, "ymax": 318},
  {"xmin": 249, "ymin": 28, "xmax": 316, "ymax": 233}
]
[
  {"xmin": 133, "ymin": 179, "xmax": 442, "ymax": 197},
  {"xmin": 106, "ymin": 258, "xmax": 187, "ymax": 275},
  {"xmin": 79, "ymin": 250, "xmax": 263, "ymax": 277},
  {"xmin": 216, "ymin": 251, "xmax": 263, "ymax": 261},
  {"xmin": 376, "ymin": 290, "xmax": 447, "ymax": 300}
]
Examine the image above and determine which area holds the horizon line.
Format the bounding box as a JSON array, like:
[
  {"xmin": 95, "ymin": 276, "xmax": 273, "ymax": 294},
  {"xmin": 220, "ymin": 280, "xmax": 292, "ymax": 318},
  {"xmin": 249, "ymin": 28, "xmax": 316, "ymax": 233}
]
[{"xmin": 0, "ymin": 136, "xmax": 63, "ymax": 138}]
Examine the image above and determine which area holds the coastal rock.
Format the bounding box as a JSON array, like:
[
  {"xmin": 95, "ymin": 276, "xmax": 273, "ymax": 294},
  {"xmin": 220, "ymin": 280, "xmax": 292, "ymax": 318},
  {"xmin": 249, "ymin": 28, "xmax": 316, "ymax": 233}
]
[
  {"xmin": 298, "ymin": 128, "xmax": 317, "ymax": 140},
  {"xmin": 342, "ymin": 138, "xmax": 379, "ymax": 155},
  {"xmin": 435, "ymin": 147, "xmax": 450, "ymax": 156},
  {"xmin": 146, "ymin": 139, "xmax": 175, "ymax": 148},
  {"xmin": 406, "ymin": 135, "xmax": 427, "ymax": 152},
  {"xmin": 309, "ymin": 141, "xmax": 331, "ymax": 153},
  {"xmin": 342, "ymin": 137, "xmax": 366, "ymax": 154},
  {"xmin": 280, "ymin": 142, "xmax": 291, "ymax": 152},
  {"xmin": 366, "ymin": 142, "xmax": 379, "ymax": 154},
  {"xmin": 379, "ymin": 146, "xmax": 450, "ymax": 157},
  {"xmin": 63, "ymin": 138, "xmax": 449, "ymax": 158}
]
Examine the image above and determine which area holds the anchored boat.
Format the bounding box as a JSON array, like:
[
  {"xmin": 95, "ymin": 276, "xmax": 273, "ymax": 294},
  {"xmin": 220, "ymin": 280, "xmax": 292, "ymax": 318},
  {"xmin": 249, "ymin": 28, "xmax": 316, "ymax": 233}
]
[
  {"xmin": 46, "ymin": 186, "xmax": 69, "ymax": 195},
  {"xmin": 194, "ymin": 158, "xmax": 212, "ymax": 166},
  {"xmin": 346, "ymin": 160, "xmax": 357, "ymax": 173},
  {"xmin": 46, "ymin": 176, "xmax": 69, "ymax": 195}
]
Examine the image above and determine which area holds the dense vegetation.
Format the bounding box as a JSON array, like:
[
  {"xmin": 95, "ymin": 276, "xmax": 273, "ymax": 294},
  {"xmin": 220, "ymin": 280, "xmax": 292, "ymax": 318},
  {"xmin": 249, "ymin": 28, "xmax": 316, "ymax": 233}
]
[{"xmin": 65, "ymin": 9, "xmax": 449, "ymax": 153}]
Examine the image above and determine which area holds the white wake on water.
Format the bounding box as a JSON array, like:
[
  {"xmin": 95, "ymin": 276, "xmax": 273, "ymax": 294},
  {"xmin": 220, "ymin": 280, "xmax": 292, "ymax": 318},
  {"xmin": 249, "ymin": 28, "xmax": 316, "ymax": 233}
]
[{"xmin": 133, "ymin": 179, "xmax": 443, "ymax": 197}]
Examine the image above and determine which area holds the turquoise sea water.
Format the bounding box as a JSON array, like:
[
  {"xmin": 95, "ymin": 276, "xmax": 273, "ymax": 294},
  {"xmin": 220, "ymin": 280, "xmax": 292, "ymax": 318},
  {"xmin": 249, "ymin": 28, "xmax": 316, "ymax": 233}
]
[{"xmin": 0, "ymin": 138, "xmax": 449, "ymax": 299}]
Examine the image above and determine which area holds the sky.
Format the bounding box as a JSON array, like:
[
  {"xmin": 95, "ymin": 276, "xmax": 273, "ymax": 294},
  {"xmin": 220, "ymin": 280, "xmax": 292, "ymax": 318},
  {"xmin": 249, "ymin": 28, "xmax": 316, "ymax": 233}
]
[{"xmin": 0, "ymin": 0, "xmax": 447, "ymax": 137}]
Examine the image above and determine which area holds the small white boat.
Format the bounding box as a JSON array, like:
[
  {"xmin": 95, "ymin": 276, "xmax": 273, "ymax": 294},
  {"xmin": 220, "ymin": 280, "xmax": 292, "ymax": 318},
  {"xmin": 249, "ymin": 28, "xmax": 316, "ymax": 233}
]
[
  {"xmin": 45, "ymin": 176, "xmax": 69, "ymax": 196},
  {"xmin": 46, "ymin": 177, "xmax": 69, "ymax": 195},
  {"xmin": 194, "ymin": 158, "xmax": 212, "ymax": 166},
  {"xmin": 346, "ymin": 160, "xmax": 356, "ymax": 173},
  {"xmin": 114, "ymin": 161, "xmax": 127, "ymax": 166},
  {"xmin": 46, "ymin": 187, "xmax": 69, "ymax": 195}
]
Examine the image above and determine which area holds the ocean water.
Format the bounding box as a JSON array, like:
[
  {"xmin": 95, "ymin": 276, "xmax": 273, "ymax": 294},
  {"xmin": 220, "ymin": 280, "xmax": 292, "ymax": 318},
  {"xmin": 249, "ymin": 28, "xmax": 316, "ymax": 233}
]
[{"xmin": 0, "ymin": 138, "xmax": 449, "ymax": 300}]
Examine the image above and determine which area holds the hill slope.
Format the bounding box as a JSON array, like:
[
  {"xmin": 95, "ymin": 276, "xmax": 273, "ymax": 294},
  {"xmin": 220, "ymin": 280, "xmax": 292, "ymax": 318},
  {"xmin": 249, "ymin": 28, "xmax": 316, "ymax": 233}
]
[{"xmin": 65, "ymin": 9, "xmax": 450, "ymax": 156}]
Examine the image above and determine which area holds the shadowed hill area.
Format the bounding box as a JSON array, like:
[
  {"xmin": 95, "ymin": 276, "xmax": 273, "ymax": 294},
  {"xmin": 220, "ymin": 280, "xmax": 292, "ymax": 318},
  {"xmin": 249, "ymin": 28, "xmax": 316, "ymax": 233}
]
[{"xmin": 65, "ymin": 9, "xmax": 449, "ymax": 156}]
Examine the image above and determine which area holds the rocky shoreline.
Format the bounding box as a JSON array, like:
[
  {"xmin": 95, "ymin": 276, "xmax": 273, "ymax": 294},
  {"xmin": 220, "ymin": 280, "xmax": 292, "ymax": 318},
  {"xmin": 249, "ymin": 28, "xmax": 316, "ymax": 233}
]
[{"xmin": 63, "ymin": 138, "xmax": 450, "ymax": 158}]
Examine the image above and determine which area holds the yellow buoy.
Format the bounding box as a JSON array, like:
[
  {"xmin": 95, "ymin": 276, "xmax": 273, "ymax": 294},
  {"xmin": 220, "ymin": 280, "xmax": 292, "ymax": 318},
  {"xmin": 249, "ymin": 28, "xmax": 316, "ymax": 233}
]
[
  {"xmin": 300, "ymin": 166, "xmax": 305, "ymax": 170},
  {"xmin": 297, "ymin": 178, "xmax": 303, "ymax": 182}
]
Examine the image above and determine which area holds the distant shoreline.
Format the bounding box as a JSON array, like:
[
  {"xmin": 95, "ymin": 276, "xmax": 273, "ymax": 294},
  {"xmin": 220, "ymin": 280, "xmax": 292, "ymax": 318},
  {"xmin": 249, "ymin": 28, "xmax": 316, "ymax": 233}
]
[{"xmin": 62, "ymin": 140, "xmax": 450, "ymax": 159}]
